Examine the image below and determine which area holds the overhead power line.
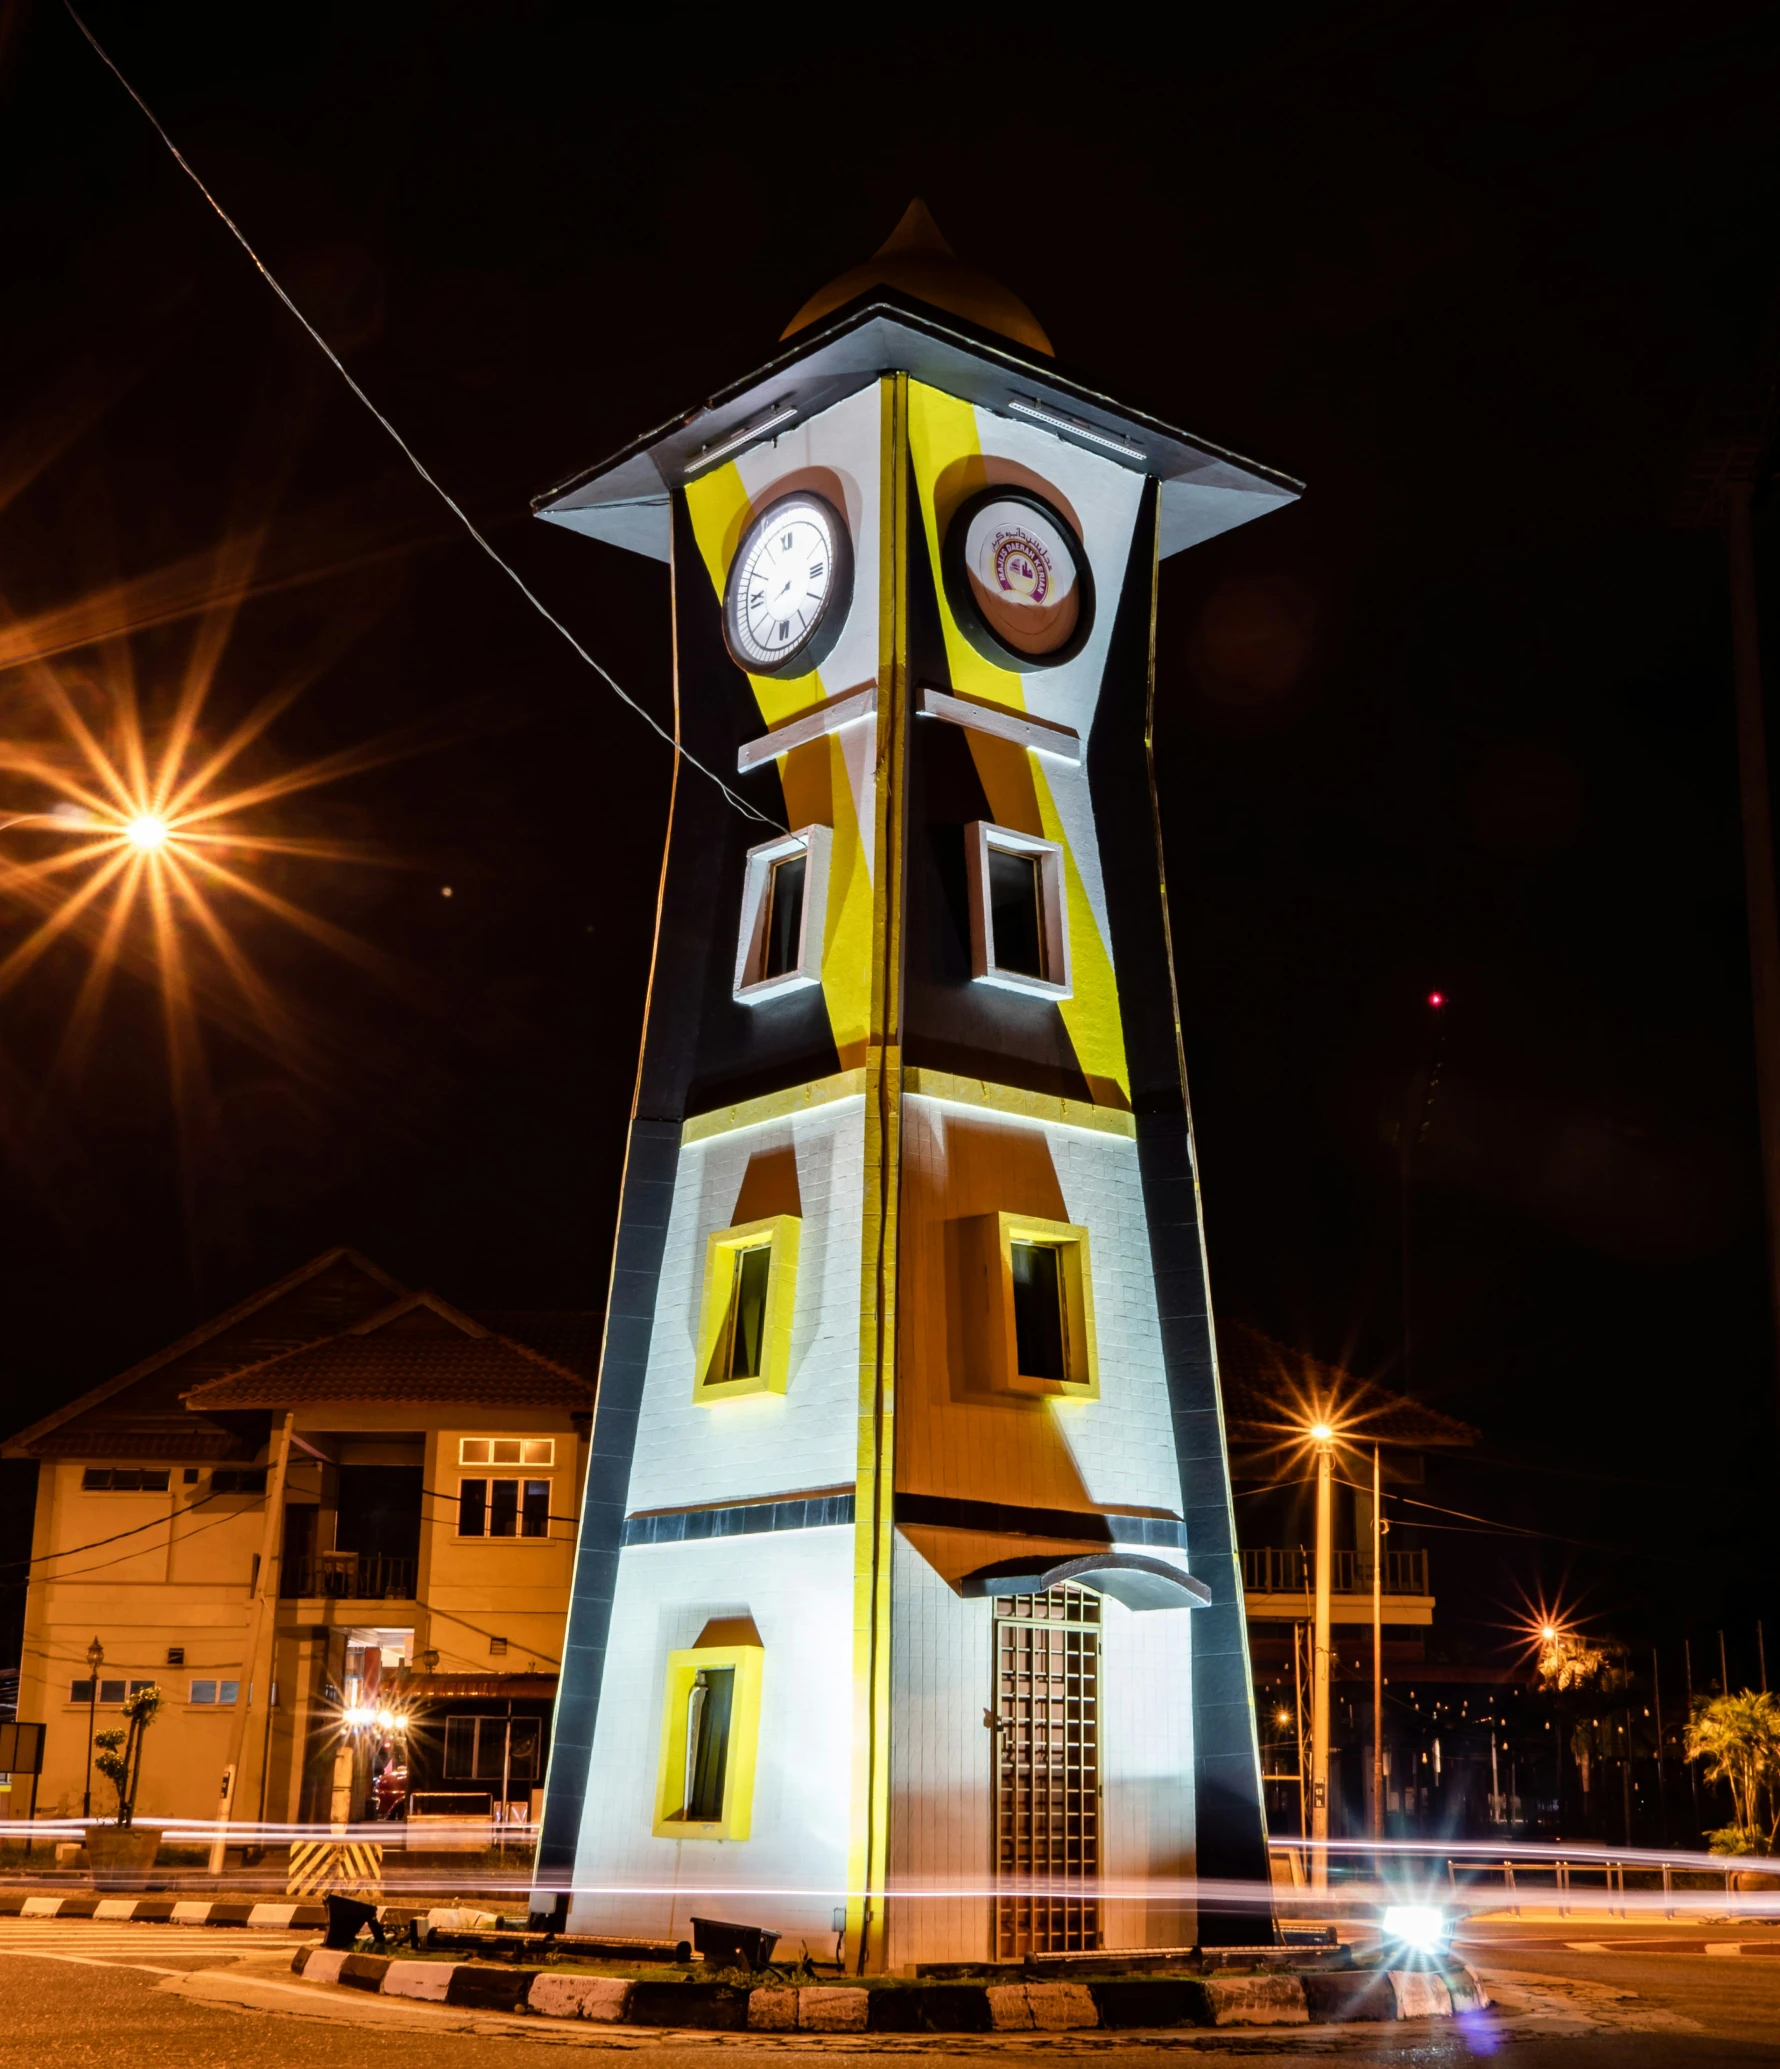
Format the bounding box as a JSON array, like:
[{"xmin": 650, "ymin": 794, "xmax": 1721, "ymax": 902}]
[{"xmin": 61, "ymin": 1, "xmax": 781, "ymax": 832}]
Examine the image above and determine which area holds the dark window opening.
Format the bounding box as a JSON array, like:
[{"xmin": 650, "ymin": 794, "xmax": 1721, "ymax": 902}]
[
  {"xmin": 728, "ymin": 1246, "xmax": 772, "ymax": 1380},
  {"xmin": 81, "ymin": 1468, "xmax": 171, "ymax": 1493},
  {"xmin": 70, "ymin": 1678, "xmax": 134, "ymax": 1704},
  {"xmin": 489, "ymin": 1478, "xmax": 519, "ymax": 1538},
  {"xmin": 443, "ymin": 1715, "xmax": 542, "ymax": 1787},
  {"xmin": 1011, "ymin": 1241, "xmax": 1068, "ymax": 1380},
  {"xmin": 458, "ymin": 1480, "xmax": 487, "ymax": 1537},
  {"xmin": 763, "ymin": 852, "xmax": 807, "ymax": 978},
  {"xmin": 211, "ymin": 1469, "xmax": 267, "ymax": 1495},
  {"xmin": 684, "ymin": 1667, "xmax": 734, "ymax": 1821},
  {"xmin": 335, "ymin": 1465, "xmax": 422, "ymax": 1564},
  {"xmin": 521, "ymin": 1480, "xmax": 550, "ymax": 1538},
  {"xmin": 988, "ymin": 848, "xmax": 1045, "ymax": 979}
]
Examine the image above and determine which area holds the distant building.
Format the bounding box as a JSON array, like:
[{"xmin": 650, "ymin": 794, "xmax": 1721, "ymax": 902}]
[
  {"xmin": 1216, "ymin": 1322, "xmax": 1483, "ymax": 1837},
  {"xmin": 2, "ymin": 1248, "xmax": 595, "ymax": 1832}
]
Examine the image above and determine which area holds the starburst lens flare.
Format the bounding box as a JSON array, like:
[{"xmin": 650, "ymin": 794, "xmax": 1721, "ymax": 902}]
[{"xmin": 0, "ymin": 626, "xmax": 433, "ymax": 1126}]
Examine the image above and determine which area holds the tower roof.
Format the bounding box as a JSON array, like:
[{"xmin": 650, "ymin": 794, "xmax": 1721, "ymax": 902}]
[{"xmin": 783, "ymin": 201, "xmax": 1054, "ymax": 358}]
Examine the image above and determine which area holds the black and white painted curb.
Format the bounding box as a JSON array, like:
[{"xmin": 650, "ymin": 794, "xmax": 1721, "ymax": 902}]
[
  {"xmin": 290, "ymin": 1947, "xmax": 1491, "ymax": 2028},
  {"xmin": 0, "ymin": 1892, "xmax": 325, "ymax": 1928}
]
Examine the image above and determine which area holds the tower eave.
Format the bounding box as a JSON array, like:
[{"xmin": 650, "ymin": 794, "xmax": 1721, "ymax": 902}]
[{"xmin": 533, "ymin": 287, "xmax": 1301, "ymax": 566}]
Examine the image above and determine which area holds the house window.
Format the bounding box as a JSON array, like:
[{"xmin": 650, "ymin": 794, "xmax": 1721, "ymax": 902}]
[
  {"xmin": 80, "ymin": 1468, "xmax": 171, "ymax": 1493},
  {"xmin": 732, "ymin": 826, "xmax": 831, "ymax": 1003},
  {"xmin": 458, "ymin": 1438, "xmax": 554, "ymax": 1468},
  {"xmin": 652, "ymin": 1639, "xmax": 764, "ymax": 1839},
  {"xmin": 188, "ymin": 1680, "xmax": 240, "ymax": 1705},
  {"xmin": 965, "ymin": 823, "xmax": 1071, "ymax": 999},
  {"xmin": 210, "ymin": 1469, "xmax": 267, "ymax": 1495},
  {"xmin": 968, "ymin": 1212, "xmax": 1099, "ymax": 1399},
  {"xmin": 68, "ymin": 1678, "xmax": 154, "ymax": 1704},
  {"xmin": 443, "ymin": 1715, "xmax": 541, "ymax": 1783},
  {"xmin": 693, "ymin": 1216, "xmax": 801, "ymax": 1403},
  {"xmin": 457, "ymin": 1478, "xmax": 551, "ymax": 1539}
]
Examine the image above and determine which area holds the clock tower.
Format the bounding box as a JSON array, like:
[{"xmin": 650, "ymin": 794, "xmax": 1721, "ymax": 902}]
[{"xmin": 532, "ymin": 205, "xmax": 1299, "ymax": 1965}]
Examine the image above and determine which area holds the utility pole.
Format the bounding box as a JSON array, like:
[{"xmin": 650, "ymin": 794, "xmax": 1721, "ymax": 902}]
[
  {"xmin": 1720, "ymin": 1629, "xmax": 1731, "ymax": 1696},
  {"xmin": 1399, "ymin": 995, "xmax": 1447, "ymax": 1394},
  {"xmin": 1310, "ymin": 1424, "xmax": 1334, "ymax": 1890},
  {"xmin": 1371, "ymin": 1446, "xmax": 1384, "ymax": 1843},
  {"xmin": 1653, "ymin": 1647, "xmax": 1668, "ymax": 1845},
  {"xmin": 1685, "ymin": 1639, "xmax": 1702, "ymax": 1835},
  {"xmin": 1293, "ymin": 1620, "xmax": 1307, "ymax": 1844}
]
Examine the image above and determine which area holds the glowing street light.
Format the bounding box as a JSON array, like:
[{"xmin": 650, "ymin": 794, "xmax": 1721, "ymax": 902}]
[{"xmin": 124, "ymin": 813, "xmax": 170, "ymax": 852}]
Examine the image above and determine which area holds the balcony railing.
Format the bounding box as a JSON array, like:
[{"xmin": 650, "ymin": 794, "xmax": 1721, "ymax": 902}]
[
  {"xmin": 1239, "ymin": 1547, "xmax": 1428, "ymax": 1597},
  {"xmin": 281, "ymin": 1551, "xmax": 417, "ymax": 1601}
]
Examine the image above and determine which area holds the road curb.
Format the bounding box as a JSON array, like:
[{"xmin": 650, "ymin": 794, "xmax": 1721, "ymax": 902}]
[
  {"xmin": 289, "ymin": 1946, "xmax": 1491, "ymax": 2028},
  {"xmin": 0, "ymin": 1892, "xmax": 327, "ymax": 1929}
]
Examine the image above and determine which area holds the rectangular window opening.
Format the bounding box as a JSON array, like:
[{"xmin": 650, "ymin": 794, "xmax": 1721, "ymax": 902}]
[
  {"xmin": 762, "ymin": 853, "xmax": 807, "ymax": 980},
  {"xmin": 81, "ymin": 1468, "xmax": 172, "ymax": 1493},
  {"xmin": 988, "ymin": 847, "xmax": 1046, "ymax": 980},
  {"xmin": 458, "ymin": 1479, "xmax": 488, "ymax": 1537},
  {"xmin": 682, "ymin": 1666, "xmax": 735, "ymax": 1821},
  {"xmin": 728, "ymin": 1245, "xmax": 772, "ymax": 1381},
  {"xmin": 460, "ymin": 1436, "xmax": 555, "ymax": 1468},
  {"xmin": 489, "ymin": 1479, "xmax": 520, "ymax": 1538},
  {"xmin": 521, "ymin": 1480, "xmax": 550, "ymax": 1538},
  {"xmin": 1011, "ymin": 1241, "xmax": 1069, "ymax": 1381}
]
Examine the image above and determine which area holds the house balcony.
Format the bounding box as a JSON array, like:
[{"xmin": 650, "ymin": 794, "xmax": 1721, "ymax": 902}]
[
  {"xmin": 280, "ymin": 1551, "xmax": 417, "ymax": 1602},
  {"xmin": 1238, "ymin": 1546, "xmax": 1434, "ymax": 1626}
]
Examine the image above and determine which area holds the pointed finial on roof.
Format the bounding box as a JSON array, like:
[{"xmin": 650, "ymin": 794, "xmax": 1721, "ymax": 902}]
[{"xmin": 782, "ymin": 200, "xmax": 1053, "ymax": 356}]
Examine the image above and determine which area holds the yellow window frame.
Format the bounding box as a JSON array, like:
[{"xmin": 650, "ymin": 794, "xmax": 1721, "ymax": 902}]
[
  {"xmin": 980, "ymin": 1210, "xmax": 1099, "ymax": 1400},
  {"xmin": 651, "ymin": 1641, "xmax": 765, "ymax": 1840},
  {"xmin": 693, "ymin": 1214, "xmax": 801, "ymax": 1403}
]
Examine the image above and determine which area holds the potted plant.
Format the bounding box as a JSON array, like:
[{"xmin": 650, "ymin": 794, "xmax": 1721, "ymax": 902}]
[{"xmin": 85, "ymin": 1683, "xmax": 165, "ymax": 1887}]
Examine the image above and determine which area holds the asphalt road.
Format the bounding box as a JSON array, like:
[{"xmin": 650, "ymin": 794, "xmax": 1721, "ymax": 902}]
[{"xmin": 0, "ymin": 1916, "xmax": 1775, "ymax": 2065}]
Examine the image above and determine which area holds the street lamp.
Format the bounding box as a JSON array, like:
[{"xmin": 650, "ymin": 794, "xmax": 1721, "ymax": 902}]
[
  {"xmin": 1308, "ymin": 1421, "xmax": 1335, "ymax": 1891},
  {"xmin": 83, "ymin": 1637, "xmax": 104, "ymax": 1820}
]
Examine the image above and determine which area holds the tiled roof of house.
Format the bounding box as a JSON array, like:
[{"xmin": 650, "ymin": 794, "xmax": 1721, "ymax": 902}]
[
  {"xmin": 474, "ymin": 1310, "xmax": 602, "ymax": 1383},
  {"xmin": 2, "ymin": 1247, "xmax": 405, "ymax": 1459},
  {"xmin": 182, "ymin": 1292, "xmax": 593, "ymax": 1411},
  {"xmin": 1216, "ymin": 1319, "xmax": 1478, "ymax": 1450}
]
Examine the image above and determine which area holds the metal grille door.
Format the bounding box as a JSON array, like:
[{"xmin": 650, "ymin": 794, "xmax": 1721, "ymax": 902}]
[{"xmin": 993, "ymin": 1585, "xmax": 1100, "ymax": 1958}]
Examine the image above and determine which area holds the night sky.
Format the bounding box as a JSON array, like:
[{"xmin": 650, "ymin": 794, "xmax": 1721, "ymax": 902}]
[{"xmin": 3, "ymin": 4, "xmax": 1777, "ymax": 1674}]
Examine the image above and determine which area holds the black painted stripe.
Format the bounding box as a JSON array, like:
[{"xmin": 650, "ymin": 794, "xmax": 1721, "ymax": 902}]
[
  {"xmin": 535, "ymin": 1116, "xmax": 680, "ymax": 1886},
  {"xmin": 622, "ymin": 1492, "xmax": 855, "ymax": 1545}
]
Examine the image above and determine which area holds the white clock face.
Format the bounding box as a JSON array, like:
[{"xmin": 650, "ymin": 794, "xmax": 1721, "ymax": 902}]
[
  {"xmin": 723, "ymin": 493, "xmax": 852, "ymax": 678},
  {"xmin": 943, "ymin": 488, "xmax": 1094, "ymax": 671}
]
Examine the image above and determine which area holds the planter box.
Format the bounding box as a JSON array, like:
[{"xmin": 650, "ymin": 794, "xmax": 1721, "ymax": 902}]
[{"xmin": 83, "ymin": 1825, "xmax": 162, "ymax": 1890}]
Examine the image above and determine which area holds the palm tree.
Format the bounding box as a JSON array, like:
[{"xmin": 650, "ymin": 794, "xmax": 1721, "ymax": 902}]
[{"xmin": 1685, "ymin": 1691, "xmax": 1780, "ymax": 1853}]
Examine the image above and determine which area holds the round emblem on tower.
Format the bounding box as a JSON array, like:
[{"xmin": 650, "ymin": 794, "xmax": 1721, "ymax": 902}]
[
  {"xmin": 942, "ymin": 486, "xmax": 1095, "ymax": 671},
  {"xmin": 722, "ymin": 491, "xmax": 854, "ymax": 680}
]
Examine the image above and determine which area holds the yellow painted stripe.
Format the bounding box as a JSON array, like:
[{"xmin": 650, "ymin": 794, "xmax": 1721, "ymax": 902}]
[
  {"xmin": 683, "ymin": 441, "xmax": 872, "ymax": 1065},
  {"xmin": 844, "ymin": 376, "xmax": 905, "ymax": 1976},
  {"xmin": 902, "ymin": 1066, "xmax": 1136, "ymax": 1139},
  {"xmin": 905, "ymin": 381, "xmax": 1131, "ymax": 1105},
  {"xmin": 680, "ymin": 1069, "xmax": 867, "ymax": 1145}
]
